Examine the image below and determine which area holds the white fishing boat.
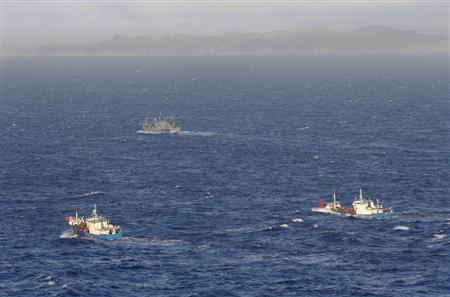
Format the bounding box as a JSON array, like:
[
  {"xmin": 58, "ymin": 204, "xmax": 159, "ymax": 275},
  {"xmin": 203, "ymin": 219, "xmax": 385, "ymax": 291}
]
[
  {"xmin": 313, "ymin": 189, "xmax": 394, "ymax": 218},
  {"xmin": 65, "ymin": 204, "xmax": 123, "ymax": 240},
  {"xmin": 352, "ymin": 189, "xmax": 394, "ymax": 218}
]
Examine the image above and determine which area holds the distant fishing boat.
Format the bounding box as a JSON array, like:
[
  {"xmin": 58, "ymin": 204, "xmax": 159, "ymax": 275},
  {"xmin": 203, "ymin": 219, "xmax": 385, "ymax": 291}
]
[
  {"xmin": 65, "ymin": 204, "xmax": 123, "ymax": 240},
  {"xmin": 139, "ymin": 114, "xmax": 180, "ymax": 134},
  {"xmin": 313, "ymin": 189, "xmax": 394, "ymax": 218}
]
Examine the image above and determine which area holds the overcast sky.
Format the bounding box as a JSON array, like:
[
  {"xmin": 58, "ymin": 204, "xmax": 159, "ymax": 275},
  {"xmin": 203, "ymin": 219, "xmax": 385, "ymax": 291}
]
[{"xmin": 3, "ymin": 1, "xmax": 448, "ymax": 48}]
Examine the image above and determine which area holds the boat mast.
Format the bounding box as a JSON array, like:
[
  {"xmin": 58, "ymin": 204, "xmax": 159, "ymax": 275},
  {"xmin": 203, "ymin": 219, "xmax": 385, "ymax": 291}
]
[
  {"xmin": 359, "ymin": 188, "xmax": 363, "ymax": 201},
  {"xmin": 333, "ymin": 191, "xmax": 336, "ymax": 205}
]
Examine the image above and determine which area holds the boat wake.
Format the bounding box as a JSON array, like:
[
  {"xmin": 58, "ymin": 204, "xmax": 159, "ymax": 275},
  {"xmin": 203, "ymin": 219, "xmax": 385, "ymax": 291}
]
[
  {"xmin": 179, "ymin": 131, "xmax": 217, "ymax": 137},
  {"xmin": 121, "ymin": 236, "xmax": 185, "ymax": 246},
  {"xmin": 59, "ymin": 230, "xmax": 77, "ymax": 239}
]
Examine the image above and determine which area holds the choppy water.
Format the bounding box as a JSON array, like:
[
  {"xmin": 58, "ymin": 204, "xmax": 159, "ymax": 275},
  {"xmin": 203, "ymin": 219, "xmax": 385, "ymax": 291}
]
[{"xmin": 1, "ymin": 55, "xmax": 449, "ymax": 296}]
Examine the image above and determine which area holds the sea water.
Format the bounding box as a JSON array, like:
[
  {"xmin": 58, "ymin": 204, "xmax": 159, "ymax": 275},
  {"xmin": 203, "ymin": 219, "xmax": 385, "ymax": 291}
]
[{"xmin": 1, "ymin": 54, "xmax": 449, "ymax": 296}]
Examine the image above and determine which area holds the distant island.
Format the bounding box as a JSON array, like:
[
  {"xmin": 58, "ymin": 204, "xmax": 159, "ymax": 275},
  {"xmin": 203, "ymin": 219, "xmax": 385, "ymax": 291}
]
[{"xmin": 2, "ymin": 26, "xmax": 448, "ymax": 56}]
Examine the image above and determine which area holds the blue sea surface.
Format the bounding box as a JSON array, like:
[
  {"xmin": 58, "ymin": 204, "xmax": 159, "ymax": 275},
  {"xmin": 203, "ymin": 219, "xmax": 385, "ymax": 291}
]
[{"xmin": 1, "ymin": 54, "xmax": 449, "ymax": 296}]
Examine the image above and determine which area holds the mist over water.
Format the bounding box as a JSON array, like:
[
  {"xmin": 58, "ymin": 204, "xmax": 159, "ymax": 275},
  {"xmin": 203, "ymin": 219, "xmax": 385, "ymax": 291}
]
[{"xmin": 1, "ymin": 54, "xmax": 449, "ymax": 296}]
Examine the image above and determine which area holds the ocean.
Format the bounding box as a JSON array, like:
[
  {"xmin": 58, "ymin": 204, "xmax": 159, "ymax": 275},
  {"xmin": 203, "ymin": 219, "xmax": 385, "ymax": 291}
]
[{"xmin": 1, "ymin": 54, "xmax": 449, "ymax": 296}]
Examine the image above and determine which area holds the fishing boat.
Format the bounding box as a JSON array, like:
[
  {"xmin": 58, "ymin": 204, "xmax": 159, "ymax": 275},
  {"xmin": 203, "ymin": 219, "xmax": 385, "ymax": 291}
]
[
  {"xmin": 312, "ymin": 191, "xmax": 354, "ymax": 216},
  {"xmin": 351, "ymin": 189, "xmax": 394, "ymax": 218},
  {"xmin": 139, "ymin": 114, "xmax": 180, "ymax": 134},
  {"xmin": 312, "ymin": 189, "xmax": 394, "ymax": 218},
  {"xmin": 65, "ymin": 204, "xmax": 123, "ymax": 240}
]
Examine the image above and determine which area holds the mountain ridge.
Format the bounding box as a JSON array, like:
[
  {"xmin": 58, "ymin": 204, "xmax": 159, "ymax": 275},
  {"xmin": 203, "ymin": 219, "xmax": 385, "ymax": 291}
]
[{"xmin": 3, "ymin": 26, "xmax": 448, "ymax": 56}]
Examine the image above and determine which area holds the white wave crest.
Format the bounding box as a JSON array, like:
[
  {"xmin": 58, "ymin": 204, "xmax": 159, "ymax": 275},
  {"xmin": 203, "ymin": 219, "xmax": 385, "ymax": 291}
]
[
  {"xmin": 82, "ymin": 191, "xmax": 102, "ymax": 197},
  {"xmin": 393, "ymin": 225, "xmax": 410, "ymax": 231},
  {"xmin": 291, "ymin": 218, "xmax": 304, "ymax": 223},
  {"xmin": 434, "ymin": 233, "xmax": 446, "ymax": 240}
]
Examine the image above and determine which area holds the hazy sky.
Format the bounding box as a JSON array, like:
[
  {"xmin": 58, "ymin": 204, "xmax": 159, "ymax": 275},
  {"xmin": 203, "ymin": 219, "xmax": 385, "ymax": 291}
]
[{"xmin": 3, "ymin": 1, "xmax": 448, "ymax": 48}]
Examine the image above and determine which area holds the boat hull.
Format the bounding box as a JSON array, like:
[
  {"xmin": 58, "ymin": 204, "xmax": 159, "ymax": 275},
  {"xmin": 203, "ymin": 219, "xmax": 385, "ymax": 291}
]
[
  {"xmin": 138, "ymin": 123, "xmax": 181, "ymax": 134},
  {"xmin": 354, "ymin": 209, "xmax": 394, "ymax": 218},
  {"xmin": 73, "ymin": 228, "xmax": 123, "ymax": 240},
  {"xmin": 137, "ymin": 129, "xmax": 180, "ymax": 134},
  {"xmin": 312, "ymin": 207, "xmax": 394, "ymax": 218},
  {"xmin": 311, "ymin": 207, "xmax": 354, "ymax": 216},
  {"xmin": 311, "ymin": 207, "xmax": 337, "ymax": 214}
]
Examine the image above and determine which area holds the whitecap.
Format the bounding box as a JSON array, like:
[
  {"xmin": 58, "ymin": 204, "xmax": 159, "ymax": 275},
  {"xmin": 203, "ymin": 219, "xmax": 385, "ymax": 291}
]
[
  {"xmin": 434, "ymin": 234, "xmax": 446, "ymax": 240},
  {"xmin": 291, "ymin": 218, "xmax": 304, "ymax": 223},
  {"xmin": 280, "ymin": 224, "xmax": 289, "ymax": 228},
  {"xmin": 82, "ymin": 191, "xmax": 102, "ymax": 197},
  {"xmin": 393, "ymin": 225, "xmax": 410, "ymax": 231},
  {"xmin": 313, "ymin": 224, "xmax": 319, "ymax": 228},
  {"xmin": 48, "ymin": 281, "xmax": 55, "ymax": 286}
]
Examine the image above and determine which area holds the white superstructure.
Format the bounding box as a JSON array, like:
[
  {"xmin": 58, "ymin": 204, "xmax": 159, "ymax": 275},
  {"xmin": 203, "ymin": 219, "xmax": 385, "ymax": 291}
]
[
  {"xmin": 84, "ymin": 204, "xmax": 121, "ymax": 235},
  {"xmin": 352, "ymin": 189, "xmax": 392, "ymax": 216}
]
